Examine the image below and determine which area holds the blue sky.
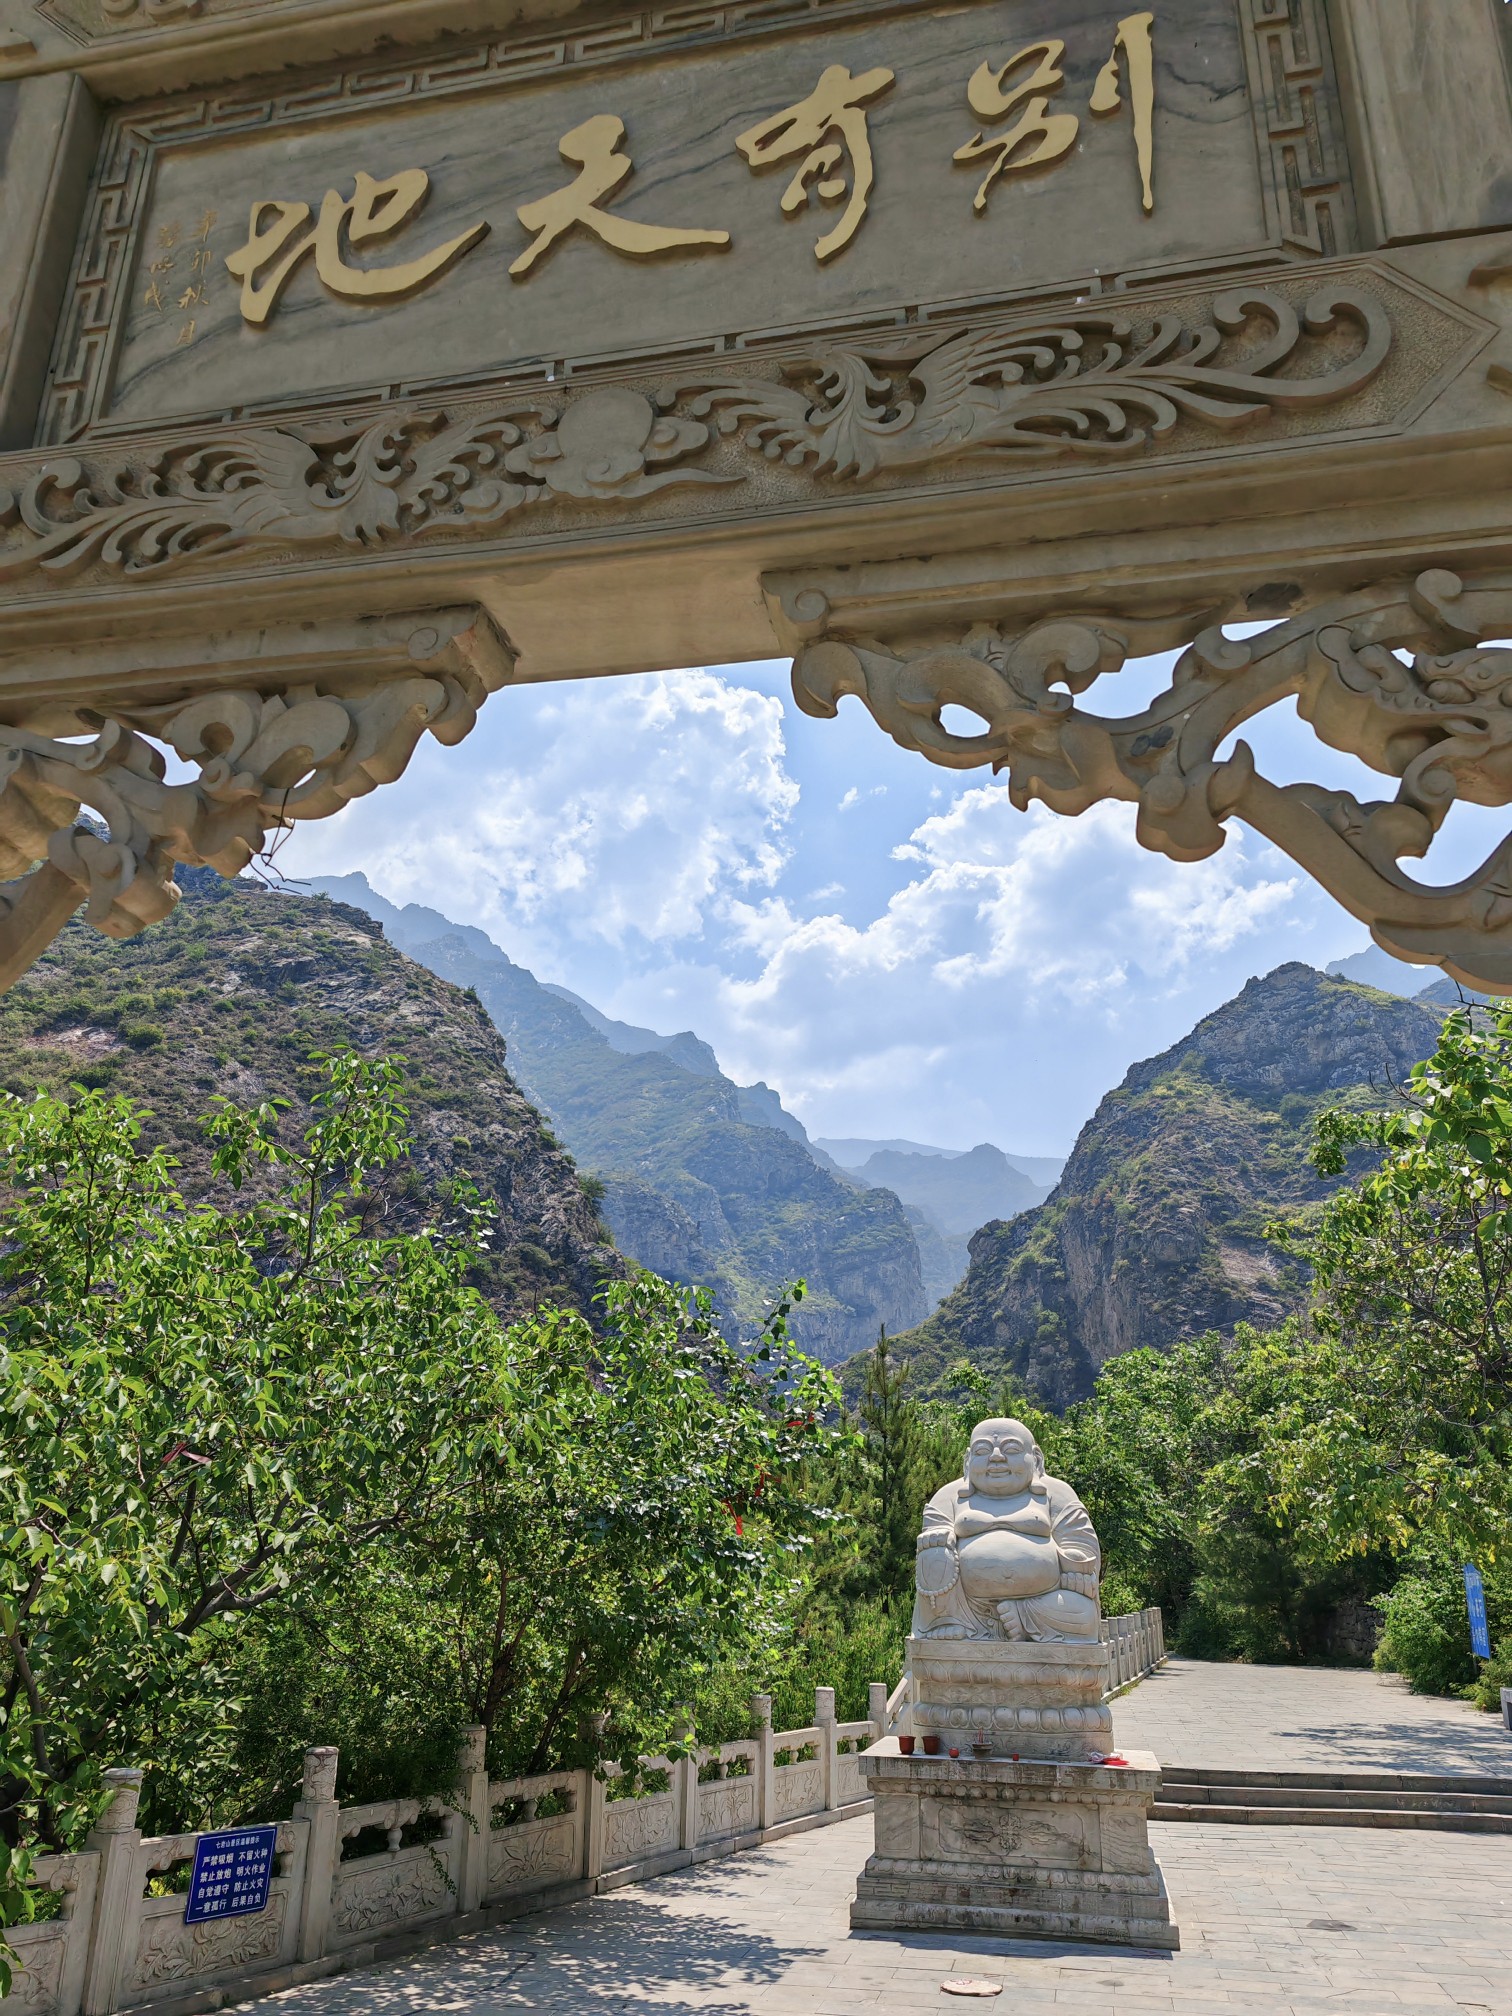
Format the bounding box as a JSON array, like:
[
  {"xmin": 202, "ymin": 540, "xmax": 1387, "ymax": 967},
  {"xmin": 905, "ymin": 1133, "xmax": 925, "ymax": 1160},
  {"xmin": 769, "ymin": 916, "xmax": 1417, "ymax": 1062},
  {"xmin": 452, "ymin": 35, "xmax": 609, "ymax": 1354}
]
[{"xmin": 276, "ymin": 648, "xmax": 1504, "ymax": 1157}]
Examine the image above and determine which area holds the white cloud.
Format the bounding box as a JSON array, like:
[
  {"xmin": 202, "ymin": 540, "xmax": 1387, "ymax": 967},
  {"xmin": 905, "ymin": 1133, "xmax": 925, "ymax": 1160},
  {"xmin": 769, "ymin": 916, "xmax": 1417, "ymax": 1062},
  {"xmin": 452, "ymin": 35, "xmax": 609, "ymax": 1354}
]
[
  {"xmin": 279, "ymin": 662, "xmax": 1343, "ymax": 1152},
  {"xmin": 670, "ymin": 791, "xmax": 1305, "ymax": 1139},
  {"xmin": 281, "ymin": 669, "xmax": 796, "ymax": 968}
]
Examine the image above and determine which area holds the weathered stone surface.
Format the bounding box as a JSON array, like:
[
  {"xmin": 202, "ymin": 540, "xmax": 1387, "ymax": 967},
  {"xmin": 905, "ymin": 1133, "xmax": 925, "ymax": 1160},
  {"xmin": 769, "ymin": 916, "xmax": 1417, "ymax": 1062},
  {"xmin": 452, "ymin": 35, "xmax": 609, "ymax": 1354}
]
[{"xmin": 854, "ymin": 1746, "xmax": 1178, "ymax": 1949}]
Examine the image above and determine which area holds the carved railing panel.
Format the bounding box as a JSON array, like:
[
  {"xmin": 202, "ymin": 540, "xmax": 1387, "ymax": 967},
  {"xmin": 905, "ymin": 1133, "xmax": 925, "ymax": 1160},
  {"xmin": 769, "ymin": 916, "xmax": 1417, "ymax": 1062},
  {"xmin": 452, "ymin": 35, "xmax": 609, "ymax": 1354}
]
[
  {"xmin": 127, "ymin": 1823, "xmax": 301, "ymax": 2005},
  {"xmin": 484, "ymin": 1771, "xmax": 584, "ymax": 1900},
  {"xmin": 4, "ymin": 1853, "xmax": 96, "ymax": 2016},
  {"xmin": 329, "ymin": 1796, "xmax": 458, "ymax": 1948}
]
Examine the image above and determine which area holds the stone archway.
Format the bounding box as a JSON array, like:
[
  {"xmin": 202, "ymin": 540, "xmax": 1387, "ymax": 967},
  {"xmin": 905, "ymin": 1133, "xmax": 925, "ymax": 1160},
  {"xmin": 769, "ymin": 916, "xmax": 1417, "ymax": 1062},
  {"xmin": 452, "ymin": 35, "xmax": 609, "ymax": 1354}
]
[{"xmin": 1, "ymin": 0, "xmax": 1509, "ymax": 989}]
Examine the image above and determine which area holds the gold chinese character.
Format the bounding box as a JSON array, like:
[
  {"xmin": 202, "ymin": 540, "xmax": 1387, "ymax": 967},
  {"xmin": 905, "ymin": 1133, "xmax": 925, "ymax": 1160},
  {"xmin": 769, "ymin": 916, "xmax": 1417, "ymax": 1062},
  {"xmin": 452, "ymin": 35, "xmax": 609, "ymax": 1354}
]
[
  {"xmin": 176, "ymin": 320, "xmax": 197, "ymax": 345},
  {"xmin": 225, "ymin": 169, "xmax": 488, "ymax": 326},
  {"xmin": 196, "ymin": 209, "xmax": 218, "ymax": 239},
  {"xmin": 1090, "ymin": 11, "xmax": 1155, "ymax": 213},
  {"xmin": 157, "ymin": 222, "xmax": 181, "ymax": 250},
  {"xmin": 511, "ymin": 114, "xmax": 730, "ymax": 278},
  {"xmin": 143, "ymin": 278, "xmax": 166, "ymax": 312},
  {"xmin": 177, "ymin": 283, "xmax": 207, "ymax": 309},
  {"xmin": 148, "ymin": 254, "xmax": 177, "ymax": 275},
  {"xmin": 189, "ymin": 245, "xmax": 213, "ymax": 275},
  {"xmin": 736, "ymin": 63, "xmax": 894, "ymax": 263},
  {"xmin": 955, "ymin": 12, "xmax": 1155, "ymax": 216}
]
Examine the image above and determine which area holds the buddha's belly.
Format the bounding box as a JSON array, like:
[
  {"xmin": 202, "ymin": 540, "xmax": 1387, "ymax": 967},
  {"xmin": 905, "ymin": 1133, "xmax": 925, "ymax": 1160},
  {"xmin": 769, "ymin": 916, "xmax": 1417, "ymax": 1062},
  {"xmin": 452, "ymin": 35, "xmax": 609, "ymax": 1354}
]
[{"xmin": 957, "ymin": 1528, "xmax": 1061, "ymax": 1603}]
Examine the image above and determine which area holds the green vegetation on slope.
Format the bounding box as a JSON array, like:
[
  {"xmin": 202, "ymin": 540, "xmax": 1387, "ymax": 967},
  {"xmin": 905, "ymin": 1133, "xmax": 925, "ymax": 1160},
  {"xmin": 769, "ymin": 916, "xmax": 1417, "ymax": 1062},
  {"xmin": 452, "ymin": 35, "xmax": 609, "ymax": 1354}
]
[
  {"xmin": 303, "ymin": 877, "xmax": 928, "ymax": 1364},
  {"xmin": 0, "ymin": 876, "xmax": 618, "ymax": 1321},
  {"xmin": 886, "ymin": 965, "xmax": 1446, "ymax": 1407}
]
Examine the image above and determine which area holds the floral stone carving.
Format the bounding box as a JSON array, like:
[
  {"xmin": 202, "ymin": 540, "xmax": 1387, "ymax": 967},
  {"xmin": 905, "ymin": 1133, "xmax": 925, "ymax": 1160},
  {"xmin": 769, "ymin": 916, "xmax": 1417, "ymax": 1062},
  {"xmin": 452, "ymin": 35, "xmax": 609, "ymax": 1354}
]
[
  {"xmin": 678, "ymin": 285, "xmax": 1392, "ymax": 480},
  {"xmin": 0, "ymin": 287, "xmax": 1394, "ymax": 585},
  {"xmin": 132, "ymin": 1894, "xmax": 286, "ymax": 1989},
  {"xmin": 603, "ymin": 1796, "xmax": 676, "ymax": 1864},
  {"xmin": 6, "ymin": 1933, "xmax": 65, "ymax": 2012},
  {"xmin": 330, "ymin": 1854, "xmax": 450, "ymax": 1937},
  {"xmin": 487, "ymin": 1818, "xmax": 576, "ymax": 1891},
  {"xmin": 790, "ymin": 569, "xmax": 1512, "ymax": 996}
]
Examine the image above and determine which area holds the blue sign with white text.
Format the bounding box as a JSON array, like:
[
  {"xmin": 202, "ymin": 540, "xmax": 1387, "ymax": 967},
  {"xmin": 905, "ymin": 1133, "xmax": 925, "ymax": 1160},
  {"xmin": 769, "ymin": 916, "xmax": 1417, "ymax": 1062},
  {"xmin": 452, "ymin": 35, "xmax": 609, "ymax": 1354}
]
[
  {"xmin": 1464, "ymin": 1563, "xmax": 1492, "ymax": 1661},
  {"xmin": 183, "ymin": 1825, "xmax": 278, "ymax": 1925}
]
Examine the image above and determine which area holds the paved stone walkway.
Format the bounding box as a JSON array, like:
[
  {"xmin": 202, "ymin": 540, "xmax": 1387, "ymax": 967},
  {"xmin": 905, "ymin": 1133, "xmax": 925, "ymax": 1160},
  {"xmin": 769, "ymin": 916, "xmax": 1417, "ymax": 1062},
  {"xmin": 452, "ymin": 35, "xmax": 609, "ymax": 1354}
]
[
  {"xmin": 1116, "ymin": 1657, "xmax": 1511, "ymax": 1775},
  {"xmin": 250, "ymin": 1664, "xmax": 1512, "ymax": 2013},
  {"xmin": 258, "ymin": 1814, "xmax": 1512, "ymax": 2014}
]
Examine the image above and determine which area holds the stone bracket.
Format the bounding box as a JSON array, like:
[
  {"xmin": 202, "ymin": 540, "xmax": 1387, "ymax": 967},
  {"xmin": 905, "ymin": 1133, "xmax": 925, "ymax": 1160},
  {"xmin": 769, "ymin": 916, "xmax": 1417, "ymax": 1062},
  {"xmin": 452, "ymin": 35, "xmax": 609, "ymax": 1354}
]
[
  {"xmin": 766, "ymin": 561, "xmax": 1512, "ymax": 997},
  {"xmin": 0, "ymin": 602, "xmax": 514, "ymax": 987}
]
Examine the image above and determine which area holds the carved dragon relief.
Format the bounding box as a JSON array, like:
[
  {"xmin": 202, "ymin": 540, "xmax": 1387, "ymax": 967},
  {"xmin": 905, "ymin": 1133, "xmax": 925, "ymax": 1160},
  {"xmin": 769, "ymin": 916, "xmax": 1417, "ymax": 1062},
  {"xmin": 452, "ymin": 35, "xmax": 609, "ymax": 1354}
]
[
  {"xmin": 786, "ymin": 570, "xmax": 1512, "ymax": 995},
  {"xmin": 0, "ymin": 612, "xmax": 511, "ymax": 990},
  {"xmin": 0, "ymin": 289, "xmax": 1393, "ymax": 584}
]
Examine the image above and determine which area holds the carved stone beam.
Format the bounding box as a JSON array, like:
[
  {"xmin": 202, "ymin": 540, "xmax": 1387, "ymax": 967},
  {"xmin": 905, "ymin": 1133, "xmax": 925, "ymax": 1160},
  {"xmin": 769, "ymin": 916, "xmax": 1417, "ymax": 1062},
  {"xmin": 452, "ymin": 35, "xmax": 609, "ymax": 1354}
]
[
  {"xmin": 0, "ymin": 605, "xmax": 513, "ymax": 990},
  {"xmin": 778, "ymin": 568, "xmax": 1512, "ymax": 996}
]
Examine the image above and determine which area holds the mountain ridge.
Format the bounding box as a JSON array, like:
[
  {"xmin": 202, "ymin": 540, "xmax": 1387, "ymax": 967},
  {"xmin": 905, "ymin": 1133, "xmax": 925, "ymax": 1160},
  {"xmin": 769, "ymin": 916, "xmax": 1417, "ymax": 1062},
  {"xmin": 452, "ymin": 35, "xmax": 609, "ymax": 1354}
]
[
  {"xmin": 0, "ymin": 877, "xmax": 620, "ymax": 1322},
  {"xmin": 884, "ymin": 963, "xmax": 1446, "ymax": 1408},
  {"xmin": 304, "ymin": 875, "xmax": 928, "ymax": 1361}
]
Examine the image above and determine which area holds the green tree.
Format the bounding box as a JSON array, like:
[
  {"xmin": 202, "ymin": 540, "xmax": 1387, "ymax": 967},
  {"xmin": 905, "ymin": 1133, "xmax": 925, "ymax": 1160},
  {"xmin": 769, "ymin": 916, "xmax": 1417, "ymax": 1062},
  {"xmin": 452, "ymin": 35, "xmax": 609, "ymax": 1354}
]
[
  {"xmin": 0, "ymin": 1053, "xmax": 505, "ymax": 1850},
  {"xmin": 857, "ymin": 1328, "xmax": 924, "ymax": 1615},
  {"xmin": 1266, "ymin": 1000, "xmax": 1512, "ymax": 1554},
  {"xmin": 385, "ymin": 1278, "xmax": 844, "ymax": 1779}
]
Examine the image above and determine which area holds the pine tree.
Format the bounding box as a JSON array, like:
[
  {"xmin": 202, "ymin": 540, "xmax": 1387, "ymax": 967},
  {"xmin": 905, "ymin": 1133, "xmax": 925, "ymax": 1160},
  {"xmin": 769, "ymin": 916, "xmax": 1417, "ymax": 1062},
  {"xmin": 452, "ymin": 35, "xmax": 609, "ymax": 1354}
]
[{"xmin": 859, "ymin": 1327, "xmax": 924, "ymax": 1614}]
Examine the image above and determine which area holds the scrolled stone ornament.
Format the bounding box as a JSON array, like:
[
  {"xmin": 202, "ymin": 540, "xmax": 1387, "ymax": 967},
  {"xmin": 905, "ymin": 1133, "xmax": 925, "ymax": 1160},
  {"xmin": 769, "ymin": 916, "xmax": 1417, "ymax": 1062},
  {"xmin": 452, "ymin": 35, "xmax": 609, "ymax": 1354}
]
[
  {"xmin": 790, "ymin": 570, "xmax": 1512, "ymax": 996},
  {"xmin": 0, "ymin": 612, "xmax": 512, "ymax": 989}
]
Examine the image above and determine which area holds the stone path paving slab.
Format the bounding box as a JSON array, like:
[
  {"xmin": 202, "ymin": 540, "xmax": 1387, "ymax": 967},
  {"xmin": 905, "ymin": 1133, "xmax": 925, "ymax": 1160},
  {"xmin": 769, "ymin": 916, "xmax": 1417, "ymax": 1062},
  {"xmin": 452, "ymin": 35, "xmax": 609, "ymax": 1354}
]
[
  {"xmin": 248, "ymin": 1812, "xmax": 1512, "ymax": 2015},
  {"xmin": 1113, "ymin": 1658, "xmax": 1510, "ymax": 1775}
]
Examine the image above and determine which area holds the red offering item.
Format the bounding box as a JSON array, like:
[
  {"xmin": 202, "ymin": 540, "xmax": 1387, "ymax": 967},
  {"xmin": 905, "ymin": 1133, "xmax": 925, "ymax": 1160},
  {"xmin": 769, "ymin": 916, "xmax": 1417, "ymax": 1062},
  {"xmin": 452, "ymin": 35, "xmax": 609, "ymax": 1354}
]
[
  {"xmin": 1101, "ymin": 1754, "xmax": 1130, "ymax": 1767},
  {"xmin": 948, "ymin": 1747, "xmax": 960, "ymax": 1758},
  {"xmin": 898, "ymin": 1735, "xmax": 916, "ymax": 1756}
]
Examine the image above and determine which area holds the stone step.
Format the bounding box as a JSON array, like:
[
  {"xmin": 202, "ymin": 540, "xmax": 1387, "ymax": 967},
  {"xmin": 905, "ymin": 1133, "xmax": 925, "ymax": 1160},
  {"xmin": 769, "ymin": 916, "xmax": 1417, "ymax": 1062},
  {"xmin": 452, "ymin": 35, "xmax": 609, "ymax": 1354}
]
[
  {"xmin": 1160, "ymin": 1765, "xmax": 1512, "ymax": 1796},
  {"xmin": 1152, "ymin": 1764, "xmax": 1512, "ymax": 1832},
  {"xmin": 1152, "ymin": 1799, "xmax": 1512, "ymax": 1833},
  {"xmin": 1158, "ymin": 1782, "xmax": 1512, "ymax": 1815}
]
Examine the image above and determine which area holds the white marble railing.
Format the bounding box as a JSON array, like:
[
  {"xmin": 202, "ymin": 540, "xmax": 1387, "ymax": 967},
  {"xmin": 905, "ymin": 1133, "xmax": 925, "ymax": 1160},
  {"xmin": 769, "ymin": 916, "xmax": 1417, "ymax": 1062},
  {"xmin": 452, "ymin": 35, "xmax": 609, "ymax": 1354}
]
[
  {"xmin": 6, "ymin": 1689, "xmax": 879, "ymax": 2016},
  {"xmin": 1102, "ymin": 1607, "xmax": 1166, "ymax": 1694}
]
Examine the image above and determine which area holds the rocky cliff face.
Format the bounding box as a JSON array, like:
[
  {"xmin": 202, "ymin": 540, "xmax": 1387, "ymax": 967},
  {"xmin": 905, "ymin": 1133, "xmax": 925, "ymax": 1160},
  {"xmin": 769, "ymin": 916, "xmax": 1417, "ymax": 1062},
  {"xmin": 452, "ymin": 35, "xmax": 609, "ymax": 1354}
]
[
  {"xmin": 304, "ymin": 876, "xmax": 927, "ymax": 1363},
  {"xmin": 888, "ymin": 965, "xmax": 1445, "ymax": 1409},
  {"xmin": 0, "ymin": 877, "xmax": 619, "ymax": 1323}
]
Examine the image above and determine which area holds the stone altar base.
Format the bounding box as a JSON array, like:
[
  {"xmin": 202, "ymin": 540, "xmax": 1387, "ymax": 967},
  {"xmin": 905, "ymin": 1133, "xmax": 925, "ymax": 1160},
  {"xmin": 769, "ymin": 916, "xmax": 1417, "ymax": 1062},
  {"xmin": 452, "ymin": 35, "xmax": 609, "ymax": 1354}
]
[
  {"xmin": 905, "ymin": 1635, "xmax": 1114, "ymax": 1763},
  {"xmin": 853, "ymin": 1743, "xmax": 1179, "ymax": 1950}
]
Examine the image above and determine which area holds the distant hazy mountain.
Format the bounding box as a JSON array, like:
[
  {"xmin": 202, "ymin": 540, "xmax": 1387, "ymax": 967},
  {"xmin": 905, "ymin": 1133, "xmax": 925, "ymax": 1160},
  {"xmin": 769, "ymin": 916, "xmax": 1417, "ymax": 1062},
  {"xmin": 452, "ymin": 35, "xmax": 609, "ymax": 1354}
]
[
  {"xmin": 1412, "ymin": 976, "xmax": 1489, "ymax": 1007},
  {"xmin": 851, "ymin": 1143, "xmax": 1049, "ymax": 1236},
  {"xmin": 304, "ymin": 875, "xmax": 926, "ymax": 1360},
  {"xmin": 1325, "ymin": 943, "xmax": 1446, "ymax": 998},
  {"xmin": 542, "ymin": 984, "xmax": 723, "ymax": 1078},
  {"xmin": 818, "ymin": 1137, "xmax": 1065, "ymax": 1188},
  {"xmin": 816, "ymin": 1140, "xmax": 1056, "ymax": 1302},
  {"xmin": 818, "ymin": 1136, "xmax": 962, "ymax": 1162}
]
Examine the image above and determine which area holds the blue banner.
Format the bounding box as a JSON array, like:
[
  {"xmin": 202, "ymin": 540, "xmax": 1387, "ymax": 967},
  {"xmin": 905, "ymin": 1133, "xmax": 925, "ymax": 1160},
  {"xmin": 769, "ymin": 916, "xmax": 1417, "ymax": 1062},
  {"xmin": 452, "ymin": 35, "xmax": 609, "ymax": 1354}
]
[
  {"xmin": 184, "ymin": 1825, "xmax": 278, "ymax": 1925},
  {"xmin": 1464, "ymin": 1563, "xmax": 1492, "ymax": 1661}
]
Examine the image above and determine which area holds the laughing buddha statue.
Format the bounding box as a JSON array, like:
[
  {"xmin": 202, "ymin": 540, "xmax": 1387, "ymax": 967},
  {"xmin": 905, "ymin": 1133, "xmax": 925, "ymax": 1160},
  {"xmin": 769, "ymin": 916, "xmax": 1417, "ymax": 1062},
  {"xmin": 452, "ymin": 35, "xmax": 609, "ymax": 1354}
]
[{"xmin": 912, "ymin": 1417, "xmax": 1102, "ymax": 1643}]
